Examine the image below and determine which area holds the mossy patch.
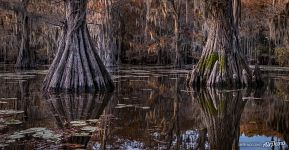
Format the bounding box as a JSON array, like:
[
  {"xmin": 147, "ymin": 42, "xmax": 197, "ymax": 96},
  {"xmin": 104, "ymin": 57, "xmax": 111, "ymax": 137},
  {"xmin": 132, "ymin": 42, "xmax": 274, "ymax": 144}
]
[
  {"xmin": 219, "ymin": 55, "xmax": 225, "ymax": 72},
  {"xmin": 206, "ymin": 52, "xmax": 219, "ymax": 70}
]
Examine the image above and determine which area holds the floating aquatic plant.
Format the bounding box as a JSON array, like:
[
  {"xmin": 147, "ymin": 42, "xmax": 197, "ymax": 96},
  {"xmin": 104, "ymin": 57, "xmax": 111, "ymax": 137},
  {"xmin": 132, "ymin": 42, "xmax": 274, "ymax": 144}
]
[
  {"xmin": 70, "ymin": 121, "xmax": 87, "ymax": 127},
  {"xmin": 4, "ymin": 119, "xmax": 22, "ymax": 125},
  {"xmin": 0, "ymin": 110, "xmax": 24, "ymax": 115},
  {"xmin": 81, "ymin": 126, "xmax": 98, "ymax": 133},
  {"xmin": 6, "ymin": 127, "xmax": 61, "ymax": 143}
]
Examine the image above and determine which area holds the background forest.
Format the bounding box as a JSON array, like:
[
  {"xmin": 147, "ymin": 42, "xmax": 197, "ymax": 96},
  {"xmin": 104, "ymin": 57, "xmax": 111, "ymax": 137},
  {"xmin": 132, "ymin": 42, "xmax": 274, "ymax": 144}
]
[
  {"xmin": 0, "ymin": 0, "xmax": 289, "ymax": 67},
  {"xmin": 1, "ymin": 0, "xmax": 289, "ymax": 149}
]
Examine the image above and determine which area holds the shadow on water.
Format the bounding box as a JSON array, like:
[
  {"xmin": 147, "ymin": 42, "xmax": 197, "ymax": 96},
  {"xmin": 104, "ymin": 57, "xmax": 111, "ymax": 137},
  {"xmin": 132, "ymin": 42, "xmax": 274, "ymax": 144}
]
[{"xmin": 0, "ymin": 66, "xmax": 289, "ymax": 149}]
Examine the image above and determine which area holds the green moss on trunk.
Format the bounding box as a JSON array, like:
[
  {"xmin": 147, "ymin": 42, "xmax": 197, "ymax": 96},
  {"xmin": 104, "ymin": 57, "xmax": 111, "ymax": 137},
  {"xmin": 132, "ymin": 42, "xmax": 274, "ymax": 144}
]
[
  {"xmin": 219, "ymin": 56, "xmax": 225, "ymax": 72},
  {"xmin": 206, "ymin": 52, "xmax": 219, "ymax": 70}
]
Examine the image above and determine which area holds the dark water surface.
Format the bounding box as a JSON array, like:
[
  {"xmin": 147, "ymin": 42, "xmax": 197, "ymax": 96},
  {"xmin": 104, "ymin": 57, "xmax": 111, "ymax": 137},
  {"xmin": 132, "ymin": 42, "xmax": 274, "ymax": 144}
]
[{"xmin": 0, "ymin": 65, "xmax": 288, "ymax": 150}]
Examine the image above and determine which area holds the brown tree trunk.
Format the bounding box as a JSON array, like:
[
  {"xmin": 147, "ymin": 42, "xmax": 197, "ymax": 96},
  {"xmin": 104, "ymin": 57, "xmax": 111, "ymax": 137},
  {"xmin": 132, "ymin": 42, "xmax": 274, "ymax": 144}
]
[
  {"xmin": 192, "ymin": 88, "xmax": 249, "ymax": 150},
  {"xmin": 171, "ymin": 0, "xmax": 182, "ymax": 67},
  {"xmin": 15, "ymin": 14, "xmax": 34, "ymax": 69},
  {"xmin": 43, "ymin": 0, "xmax": 114, "ymax": 92},
  {"xmin": 188, "ymin": 0, "xmax": 257, "ymax": 87},
  {"xmin": 15, "ymin": 0, "xmax": 34, "ymax": 69}
]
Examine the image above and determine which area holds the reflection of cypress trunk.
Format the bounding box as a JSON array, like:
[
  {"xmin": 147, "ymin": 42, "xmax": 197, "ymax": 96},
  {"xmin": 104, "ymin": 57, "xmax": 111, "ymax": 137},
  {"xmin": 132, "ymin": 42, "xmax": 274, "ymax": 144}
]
[
  {"xmin": 43, "ymin": 0, "xmax": 114, "ymax": 92},
  {"xmin": 47, "ymin": 93, "xmax": 112, "ymax": 127},
  {"xmin": 193, "ymin": 88, "xmax": 248, "ymax": 149},
  {"xmin": 267, "ymin": 100, "xmax": 289, "ymax": 146},
  {"xmin": 189, "ymin": 0, "xmax": 255, "ymax": 87}
]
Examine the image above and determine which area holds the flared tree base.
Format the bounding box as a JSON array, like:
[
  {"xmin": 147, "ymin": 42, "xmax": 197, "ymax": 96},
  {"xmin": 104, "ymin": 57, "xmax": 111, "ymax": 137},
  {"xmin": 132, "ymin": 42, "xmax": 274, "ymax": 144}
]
[{"xmin": 43, "ymin": 26, "xmax": 114, "ymax": 93}]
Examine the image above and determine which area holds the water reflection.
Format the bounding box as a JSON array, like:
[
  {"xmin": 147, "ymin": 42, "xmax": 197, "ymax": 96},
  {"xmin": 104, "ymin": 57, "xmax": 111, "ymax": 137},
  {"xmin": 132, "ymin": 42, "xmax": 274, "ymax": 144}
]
[
  {"xmin": 191, "ymin": 88, "xmax": 249, "ymax": 149},
  {"xmin": 241, "ymin": 77, "xmax": 289, "ymax": 149},
  {"xmin": 0, "ymin": 66, "xmax": 289, "ymax": 149},
  {"xmin": 46, "ymin": 92, "xmax": 113, "ymax": 149},
  {"xmin": 47, "ymin": 93, "xmax": 112, "ymax": 127}
]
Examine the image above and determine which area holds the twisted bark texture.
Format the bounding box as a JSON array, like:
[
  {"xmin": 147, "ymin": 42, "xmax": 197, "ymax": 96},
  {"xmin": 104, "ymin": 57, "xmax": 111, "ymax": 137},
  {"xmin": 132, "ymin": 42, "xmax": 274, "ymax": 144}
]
[
  {"xmin": 188, "ymin": 0, "xmax": 260, "ymax": 87},
  {"xmin": 43, "ymin": 0, "xmax": 114, "ymax": 92}
]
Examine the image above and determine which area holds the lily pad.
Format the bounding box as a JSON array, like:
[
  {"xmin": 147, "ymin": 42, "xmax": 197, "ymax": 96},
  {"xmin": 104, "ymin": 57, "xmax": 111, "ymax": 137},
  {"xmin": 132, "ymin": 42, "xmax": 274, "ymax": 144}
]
[
  {"xmin": 70, "ymin": 121, "xmax": 87, "ymax": 127},
  {"xmin": 4, "ymin": 119, "xmax": 22, "ymax": 125},
  {"xmin": 5, "ymin": 140, "xmax": 16, "ymax": 143},
  {"xmin": 81, "ymin": 126, "xmax": 98, "ymax": 132},
  {"xmin": 19, "ymin": 127, "xmax": 46, "ymax": 134},
  {"xmin": 0, "ymin": 101, "xmax": 8, "ymax": 104},
  {"xmin": 32, "ymin": 130, "xmax": 61, "ymax": 142},
  {"xmin": 116, "ymin": 104, "xmax": 126, "ymax": 106},
  {"xmin": 72, "ymin": 132, "xmax": 90, "ymax": 137},
  {"xmin": 142, "ymin": 89, "xmax": 153, "ymax": 91},
  {"xmin": 242, "ymin": 97, "xmax": 262, "ymax": 100},
  {"xmin": 8, "ymin": 134, "xmax": 25, "ymax": 140},
  {"xmin": 114, "ymin": 105, "xmax": 127, "ymax": 109},
  {"xmin": 0, "ymin": 110, "xmax": 24, "ymax": 115},
  {"xmin": 0, "ymin": 98, "xmax": 17, "ymax": 100},
  {"xmin": 7, "ymin": 127, "xmax": 61, "ymax": 143},
  {"xmin": 86, "ymin": 119, "xmax": 99, "ymax": 124},
  {"xmin": 141, "ymin": 106, "xmax": 150, "ymax": 110}
]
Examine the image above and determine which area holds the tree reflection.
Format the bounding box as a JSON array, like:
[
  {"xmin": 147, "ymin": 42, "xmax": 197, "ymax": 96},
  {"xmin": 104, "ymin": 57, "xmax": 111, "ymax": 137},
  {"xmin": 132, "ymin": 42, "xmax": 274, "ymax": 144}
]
[
  {"xmin": 267, "ymin": 100, "xmax": 289, "ymax": 146},
  {"xmin": 45, "ymin": 92, "xmax": 112, "ymax": 149},
  {"xmin": 192, "ymin": 88, "xmax": 249, "ymax": 150},
  {"xmin": 46, "ymin": 93, "xmax": 112, "ymax": 127}
]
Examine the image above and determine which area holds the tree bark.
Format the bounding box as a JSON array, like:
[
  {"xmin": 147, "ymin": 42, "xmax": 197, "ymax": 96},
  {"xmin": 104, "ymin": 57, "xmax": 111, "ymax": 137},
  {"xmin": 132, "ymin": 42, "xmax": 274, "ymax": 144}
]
[
  {"xmin": 171, "ymin": 0, "xmax": 182, "ymax": 67},
  {"xmin": 43, "ymin": 0, "xmax": 114, "ymax": 92},
  {"xmin": 16, "ymin": 12, "xmax": 34, "ymax": 69},
  {"xmin": 188, "ymin": 0, "xmax": 259, "ymax": 87},
  {"xmin": 15, "ymin": 0, "xmax": 34, "ymax": 69}
]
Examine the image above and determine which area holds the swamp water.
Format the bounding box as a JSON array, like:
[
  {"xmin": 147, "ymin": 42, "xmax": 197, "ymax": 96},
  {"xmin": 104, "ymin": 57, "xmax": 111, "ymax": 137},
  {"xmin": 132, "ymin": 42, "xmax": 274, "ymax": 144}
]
[{"xmin": 0, "ymin": 65, "xmax": 288, "ymax": 149}]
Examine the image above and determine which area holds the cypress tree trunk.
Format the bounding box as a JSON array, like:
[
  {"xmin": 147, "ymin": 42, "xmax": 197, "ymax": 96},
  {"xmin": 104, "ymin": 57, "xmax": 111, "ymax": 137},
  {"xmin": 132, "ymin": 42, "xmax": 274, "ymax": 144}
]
[
  {"xmin": 188, "ymin": 0, "xmax": 256, "ymax": 87},
  {"xmin": 43, "ymin": 0, "xmax": 114, "ymax": 92},
  {"xmin": 15, "ymin": 0, "xmax": 34, "ymax": 69}
]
